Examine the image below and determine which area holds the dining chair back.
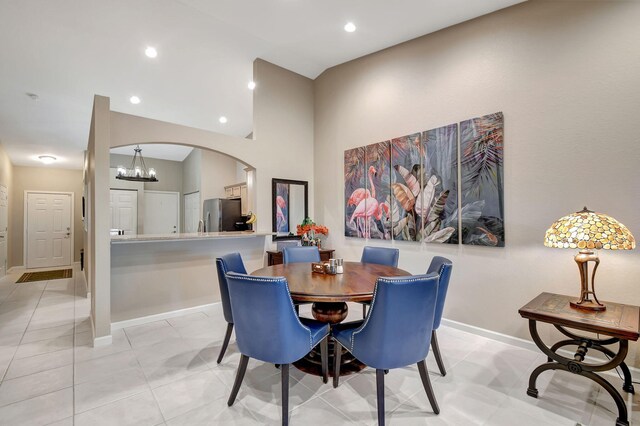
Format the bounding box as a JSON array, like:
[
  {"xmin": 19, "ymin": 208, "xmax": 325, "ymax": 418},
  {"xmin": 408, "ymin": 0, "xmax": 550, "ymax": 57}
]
[
  {"xmin": 426, "ymin": 256, "xmax": 453, "ymax": 376},
  {"xmin": 332, "ymin": 273, "xmax": 441, "ymax": 424},
  {"xmin": 359, "ymin": 246, "xmax": 400, "ymax": 317},
  {"xmin": 225, "ymin": 272, "xmax": 330, "ymax": 425},
  {"xmin": 214, "ymin": 252, "xmax": 248, "ymax": 363},
  {"xmin": 360, "ymin": 246, "xmax": 399, "ymax": 267},
  {"xmin": 282, "ymin": 246, "xmax": 321, "ymax": 264}
]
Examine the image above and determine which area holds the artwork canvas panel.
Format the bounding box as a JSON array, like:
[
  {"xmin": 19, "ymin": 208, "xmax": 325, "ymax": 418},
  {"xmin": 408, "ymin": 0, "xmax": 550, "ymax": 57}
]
[
  {"xmin": 390, "ymin": 133, "xmax": 421, "ymax": 241},
  {"xmin": 364, "ymin": 141, "xmax": 392, "ymax": 239},
  {"xmin": 275, "ymin": 182, "xmax": 289, "ymax": 234},
  {"xmin": 420, "ymin": 124, "xmax": 459, "ymax": 244},
  {"xmin": 344, "ymin": 147, "xmax": 366, "ymax": 238},
  {"xmin": 460, "ymin": 111, "xmax": 505, "ymax": 246}
]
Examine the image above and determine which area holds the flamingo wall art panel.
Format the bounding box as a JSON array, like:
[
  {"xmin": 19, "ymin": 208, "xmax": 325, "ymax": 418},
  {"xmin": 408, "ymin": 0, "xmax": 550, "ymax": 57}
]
[
  {"xmin": 419, "ymin": 124, "xmax": 459, "ymax": 244},
  {"xmin": 460, "ymin": 112, "xmax": 505, "ymax": 246},
  {"xmin": 275, "ymin": 182, "xmax": 290, "ymax": 234},
  {"xmin": 344, "ymin": 146, "xmax": 366, "ymax": 238},
  {"xmin": 390, "ymin": 133, "xmax": 421, "ymax": 241},
  {"xmin": 363, "ymin": 141, "xmax": 392, "ymax": 239}
]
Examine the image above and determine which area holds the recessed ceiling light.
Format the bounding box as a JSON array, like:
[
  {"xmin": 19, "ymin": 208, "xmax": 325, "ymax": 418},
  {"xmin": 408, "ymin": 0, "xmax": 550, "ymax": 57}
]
[
  {"xmin": 38, "ymin": 155, "xmax": 56, "ymax": 164},
  {"xmin": 130, "ymin": 96, "xmax": 141, "ymax": 104},
  {"xmin": 247, "ymin": 81, "xmax": 256, "ymax": 90},
  {"xmin": 145, "ymin": 46, "xmax": 157, "ymax": 58},
  {"xmin": 219, "ymin": 116, "xmax": 228, "ymax": 124},
  {"xmin": 344, "ymin": 22, "xmax": 356, "ymax": 33}
]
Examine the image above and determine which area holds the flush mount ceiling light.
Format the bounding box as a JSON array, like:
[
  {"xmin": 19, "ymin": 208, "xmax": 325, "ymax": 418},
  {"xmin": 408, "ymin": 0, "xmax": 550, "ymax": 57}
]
[
  {"xmin": 26, "ymin": 92, "xmax": 39, "ymax": 101},
  {"xmin": 247, "ymin": 81, "xmax": 256, "ymax": 90},
  {"xmin": 38, "ymin": 155, "xmax": 56, "ymax": 164},
  {"xmin": 145, "ymin": 46, "xmax": 158, "ymax": 58},
  {"xmin": 219, "ymin": 116, "xmax": 228, "ymax": 124},
  {"xmin": 115, "ymin": 145, "xmax": 158, "ymax": 182},
  {"xmin": 129, "ymin": 96, "xmax": 141, "ymax": 104},
  {"xmin": 344, "ymin": 22, "xmax": 356, "ymax": 33}
]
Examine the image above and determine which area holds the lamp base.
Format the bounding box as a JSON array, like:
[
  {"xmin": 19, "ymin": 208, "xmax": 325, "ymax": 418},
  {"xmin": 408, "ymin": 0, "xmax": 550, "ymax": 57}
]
[{"xmin": 570, "ymin": 299, "xmax": 606, "ymax": 312}]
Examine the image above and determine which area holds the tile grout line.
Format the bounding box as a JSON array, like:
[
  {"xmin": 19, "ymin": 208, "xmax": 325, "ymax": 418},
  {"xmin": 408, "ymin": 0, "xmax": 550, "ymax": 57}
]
[{"xmin": 0, "ymin": 280, "xmax": 48, "ymax": 383}]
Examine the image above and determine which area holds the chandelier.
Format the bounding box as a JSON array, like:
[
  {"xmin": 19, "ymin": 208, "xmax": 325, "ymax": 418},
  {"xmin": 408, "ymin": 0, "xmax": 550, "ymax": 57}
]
[{"xmin": 115, "ymin": 145, "xmax": 158, "ymax": 182}]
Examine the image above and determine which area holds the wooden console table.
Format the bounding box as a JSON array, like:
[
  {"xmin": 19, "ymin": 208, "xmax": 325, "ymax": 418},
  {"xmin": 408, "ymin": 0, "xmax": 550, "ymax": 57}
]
[
  {"xmin": 519, "ymin": 292, "xmax": 639, "ymax": 426},
  {"xmin": 267, "ymin": 249, "xmax": 335, "ymax": 266}
]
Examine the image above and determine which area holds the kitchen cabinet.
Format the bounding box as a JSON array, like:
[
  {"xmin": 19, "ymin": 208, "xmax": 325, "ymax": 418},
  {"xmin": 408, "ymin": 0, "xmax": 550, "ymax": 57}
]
[{"xmin": 225, "ymin": 182, "xmax": 249, "ymax": 215}]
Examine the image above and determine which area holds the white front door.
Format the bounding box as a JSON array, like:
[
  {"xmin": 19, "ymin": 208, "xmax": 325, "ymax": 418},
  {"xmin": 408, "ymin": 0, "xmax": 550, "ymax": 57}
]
[
  {"xmin": 26, "ymin": 192, "xmax": 72, "ymax": 269},
  {"xmin": 184, "ymin": 192, "xmax": 200, "ymax": 233},
  {"xmin": 144, "ymin": 191, "xmax": 180, "ymax": 234},
  {"xmin": 0, "ymin": 185, "xmax": 7, "ymax": 277},
  {"xmin": 110, "ymin": 189, "xmax": 138, "ymax": 234}
]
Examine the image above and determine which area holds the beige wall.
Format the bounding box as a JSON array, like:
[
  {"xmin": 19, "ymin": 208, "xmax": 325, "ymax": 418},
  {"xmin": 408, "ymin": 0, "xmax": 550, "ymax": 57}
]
[
  {"xmin": 85, "ymin": 61, "xmax": 315, "ymax": 341},
  {"xmin": 314, "ymin": 0, "xmax": 640, "ymax": 366},
  {"xmin": 200, "ymin": 149, "xmax": 242, "ymax": 201},
  {"xmin": 10, "ymin": 166, "xmax": 83, "ymax": 267},
  {"xmin": 0, "ymin": 142, "xmax": 13, "ymax": 271},
  {"xmin": 181, "ymin": 149, "xmax": 201, "ymax": 195}
]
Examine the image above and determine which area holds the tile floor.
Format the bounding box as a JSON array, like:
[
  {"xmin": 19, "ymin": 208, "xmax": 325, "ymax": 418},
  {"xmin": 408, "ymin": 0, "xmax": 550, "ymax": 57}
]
[{"xmin": 0, "ymin": 265, "xmax": 637, "ymax": 425}]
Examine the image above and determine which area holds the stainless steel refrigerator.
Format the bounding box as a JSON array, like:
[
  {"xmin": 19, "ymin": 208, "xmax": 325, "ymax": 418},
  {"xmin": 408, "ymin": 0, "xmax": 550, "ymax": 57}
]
[{"xmin": 203, "ymin": 198, "xmax": 241, "ymax": 232}]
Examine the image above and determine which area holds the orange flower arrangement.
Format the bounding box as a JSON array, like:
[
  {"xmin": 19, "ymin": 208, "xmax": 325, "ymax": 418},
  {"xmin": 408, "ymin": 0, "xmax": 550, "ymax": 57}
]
[{"xmin": 296, "ymin": 217, "xmax": 329, "ymax": 237}]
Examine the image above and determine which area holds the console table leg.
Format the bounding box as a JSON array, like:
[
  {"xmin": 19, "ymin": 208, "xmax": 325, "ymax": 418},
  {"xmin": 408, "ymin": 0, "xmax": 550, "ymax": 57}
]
[
  {"xmin": 581, "ymin": 371, "xmax": 629, "ymax": 426},
  {"xmin": 591, "ymin": 344, "xmax": 635, "ymax": 394},
  {"xmin": 527, "ymin": 362, "xmax": 560, "ymax": 398}
]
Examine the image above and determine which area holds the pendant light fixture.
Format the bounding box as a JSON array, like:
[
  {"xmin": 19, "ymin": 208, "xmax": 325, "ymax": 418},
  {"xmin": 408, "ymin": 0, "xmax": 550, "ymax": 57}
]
[{"xmin": 115, "ymin": 145, "xmax": 158, "ymax": 182}]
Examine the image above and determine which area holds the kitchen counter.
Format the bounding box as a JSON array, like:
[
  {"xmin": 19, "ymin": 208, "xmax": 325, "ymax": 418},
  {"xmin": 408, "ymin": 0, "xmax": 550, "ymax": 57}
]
[
  {"xmin": 110, "ymin": 231, "xmax": 270, "ymax": 326},
  {"xmin": 111, "ymin": 231, "xmax": 273, "ymax": 244}
]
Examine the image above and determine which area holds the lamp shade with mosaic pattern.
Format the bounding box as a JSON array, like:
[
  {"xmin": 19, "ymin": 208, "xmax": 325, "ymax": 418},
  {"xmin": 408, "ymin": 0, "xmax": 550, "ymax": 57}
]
[{"xmin": 544, "ymin": 207, "xmax": 635, "ymax": 311}]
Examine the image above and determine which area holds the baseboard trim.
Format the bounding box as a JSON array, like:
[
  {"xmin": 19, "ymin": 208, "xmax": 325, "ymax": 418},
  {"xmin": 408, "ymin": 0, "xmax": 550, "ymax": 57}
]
[
  {"xmin": 441, "ymin": 317, "xmax": 640, "ymax": 376},
  {"xmin": 111, "ymin": 302, "xmax": 221, "ymax": 331},
  {"xmin": 8, "ymin": 265, "xmax": 24, "ymax": 273},
  {"xmin": 93, "ymin": 334, "xmax": 112, "ymax": 347}
]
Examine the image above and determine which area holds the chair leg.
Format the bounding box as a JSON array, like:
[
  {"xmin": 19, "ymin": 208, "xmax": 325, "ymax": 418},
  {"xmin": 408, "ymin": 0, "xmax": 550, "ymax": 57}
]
[
  {"xmin": 362, "ymin": 304, "xmax": 367, "ymax": 318},
  {"xmin": 333, "ymin": 340, "xmax": 342, "ymax": 388},
  {"xmin": 217, "ymin": 323, "xmax": 234, "ymax": 364},
  {"xmin": 320, "ymin": 337, "xmax": 328, "ymax": 384},
  {"xmin": 295, "ymin": 304, "xmax": 300, "ymax": 315},
  {"xmin": 417, "ymin": 360, "xmax": 440, "ymax": 414},
  {"xmin": 431, "ymin": 330, "xmax": 446, "ymax": 376},
  {"xmin": 376, "ymin": 369, "xmax": 385, "ymax": 426},
  {"xmin": 281, "ymin": 363, "xmax": 289, "ymax": 426},
  {"xmin": 228, "ymin": 354, "xmax": 249, "ymax": 406}
]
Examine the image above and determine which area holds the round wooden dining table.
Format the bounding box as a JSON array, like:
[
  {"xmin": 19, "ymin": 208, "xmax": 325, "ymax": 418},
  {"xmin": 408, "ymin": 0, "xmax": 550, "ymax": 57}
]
[{"xmin": 251, "ymin": 261, "xmax": 410, "ymax": 376}]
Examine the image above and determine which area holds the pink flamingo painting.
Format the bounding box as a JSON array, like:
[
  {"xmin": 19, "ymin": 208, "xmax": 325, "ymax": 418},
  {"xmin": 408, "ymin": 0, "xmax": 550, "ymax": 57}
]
[
  {"xmin": 276, "ymin": 195, "xmax": 287, "ymax": 232},
  {"xmin": 350, "ymin": 166, "xmax": 389, "ymax": 238}
]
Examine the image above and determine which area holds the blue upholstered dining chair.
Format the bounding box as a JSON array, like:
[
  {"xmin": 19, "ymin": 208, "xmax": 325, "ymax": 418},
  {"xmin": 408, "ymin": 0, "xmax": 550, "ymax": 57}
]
[
  {"xmin": 282, "ymin": 246, "xmax": 321, "ymax": 315},
  {"xmin": 282, "ymin": 246, "xmax": 321, "ymax": 264},
  {"xmin": 214, "ymin": 252, "xmax": 248, "ymax": 364},
  {"xmin": 426, "ymin": 256, "xmax": 453, "ymax": 376},
  {"xmin": 225, "ymin": 272, "xmax": 330, "ymax": 426},
  {"xmin": 359, "ymin": 246, "xmax": 400, "ymax": 317},
  {"xmin": 332, "ymin": 273, "xmax": 441, "ymax": 425}
]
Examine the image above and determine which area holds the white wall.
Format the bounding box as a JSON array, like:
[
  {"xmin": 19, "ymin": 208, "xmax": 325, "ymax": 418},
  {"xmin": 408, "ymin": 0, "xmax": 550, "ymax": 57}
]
[{"xmin": 314, "ymin": 1, "xmax": 640, "ymax": 366}]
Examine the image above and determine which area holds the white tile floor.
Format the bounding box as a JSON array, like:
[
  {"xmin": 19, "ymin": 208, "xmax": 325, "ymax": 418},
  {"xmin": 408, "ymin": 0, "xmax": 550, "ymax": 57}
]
[{"xmin": 0, "ymin": 265, "xmax": 637, "ymax": 425}]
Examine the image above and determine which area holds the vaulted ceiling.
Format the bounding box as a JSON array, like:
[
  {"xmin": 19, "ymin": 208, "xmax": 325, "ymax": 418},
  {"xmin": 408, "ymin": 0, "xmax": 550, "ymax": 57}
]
[{"xmin": 0, "ymin": 0, "xmax": 524, "ymax": 168}]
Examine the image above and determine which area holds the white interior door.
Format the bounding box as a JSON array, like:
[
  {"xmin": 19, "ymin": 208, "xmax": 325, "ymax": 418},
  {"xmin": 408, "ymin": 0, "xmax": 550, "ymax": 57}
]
[
  {"xmin": 26, "ymin": 192, "xmax": 72, "ymax": 269},
  {"xmin": 144, "ymin": 191, "xmax": 179, "ymax": 234},
  {"xmin": 0, "ymin": 185, "xmax": 7, "ymax": 277},
  {"xmin": 183, "ymin": 192, "xmax": 200, "ymax": 233},
  {"xmin": 110, "ymin": 189, "xmax": 138, "ymax": 234}
]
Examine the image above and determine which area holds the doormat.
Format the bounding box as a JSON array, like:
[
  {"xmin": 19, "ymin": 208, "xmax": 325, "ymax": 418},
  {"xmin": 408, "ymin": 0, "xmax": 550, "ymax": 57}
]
[{"xmin": 16, "ymin": 269, "xmax": 72, "ymax": 283}]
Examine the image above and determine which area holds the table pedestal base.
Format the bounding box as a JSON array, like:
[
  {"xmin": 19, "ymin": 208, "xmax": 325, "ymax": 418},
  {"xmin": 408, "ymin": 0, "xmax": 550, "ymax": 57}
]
[
  {"xmin": 293, "ymin": 302, "xmax": 366, "ymax": 377},
  {"xmin": 526, "ymin": 320, "xmax": 633, "ymax": 426}
]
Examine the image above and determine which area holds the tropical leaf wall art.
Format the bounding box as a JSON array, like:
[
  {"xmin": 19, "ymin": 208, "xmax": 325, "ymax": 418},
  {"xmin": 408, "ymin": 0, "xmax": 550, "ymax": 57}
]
[
  {"xmin": 390, "ymin": 133, "xmax": 421, "ymax": 241},
  {"xmin": 344, "ymin": 111, "xmax": 505, "ymax": 247},
  {"xmin": 420, "ymin": 124, "xmax": 459, "ymax": 244},
  {"xmin": 363, "ymin": 141, "xmax": 392, "ymax": 240},
  {"xmin": 344, "ymin": 147, "xmax": 366, "ymax": 238},
  {"xmin": 460, "ymin": 112, "xmax": 505, "ymax": 246}
]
